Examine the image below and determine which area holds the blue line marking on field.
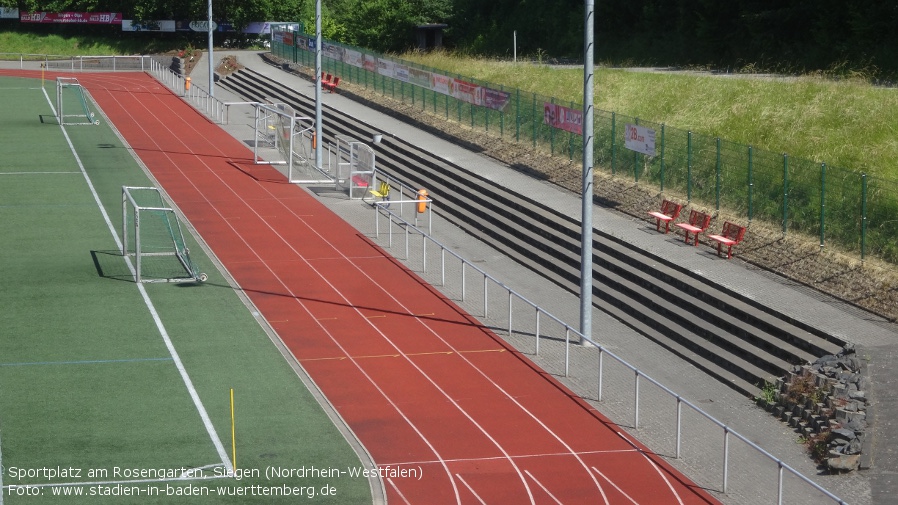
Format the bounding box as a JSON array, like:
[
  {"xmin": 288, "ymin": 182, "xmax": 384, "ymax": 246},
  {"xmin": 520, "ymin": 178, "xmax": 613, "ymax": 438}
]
[{"xmin": 0, "ymin": 357, "xmax": 174, "ymax": 367}]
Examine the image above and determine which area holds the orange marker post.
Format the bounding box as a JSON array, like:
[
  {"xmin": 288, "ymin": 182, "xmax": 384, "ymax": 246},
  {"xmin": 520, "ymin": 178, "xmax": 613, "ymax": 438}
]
[
  {"xmin": 416, "ymin": 189, "xmax": 428, "ymax": 214},
  {"xmin": 184, "ymin": 76, "xmax": 191, "ymax": 91}
]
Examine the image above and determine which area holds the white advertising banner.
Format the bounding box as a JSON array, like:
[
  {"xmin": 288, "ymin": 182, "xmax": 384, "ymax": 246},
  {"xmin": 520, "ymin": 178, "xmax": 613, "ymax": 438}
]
[{"xmin": 624, "ymin": 123, "xmax": 656, "ymax": 156}]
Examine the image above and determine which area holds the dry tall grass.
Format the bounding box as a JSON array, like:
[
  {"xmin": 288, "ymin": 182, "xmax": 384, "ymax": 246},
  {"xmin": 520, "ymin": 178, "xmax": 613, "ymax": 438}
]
[{"xmin": 400, "ymin": 51, "xmax": 898, "ymax": 178}]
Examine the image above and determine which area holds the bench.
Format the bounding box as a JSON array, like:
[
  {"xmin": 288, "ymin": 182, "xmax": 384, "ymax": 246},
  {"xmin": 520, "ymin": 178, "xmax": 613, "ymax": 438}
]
[
  {"xmin": 323, "ymin": 76, "xmax": 340, "ymax": 93},
  {"xmin": 647, "ymin": 199, "xmax": 682, "ymax": 233},
  {"xmin": 674, "ymin": 209, "xmax": 712, "ymax": 246},
  {"xmin": 708, "ymin": 221, "xmax": 747, "ymax": 259},
  {"xmin": 351, "ymin": 174, "xmax": 369, "ymax": 188}
]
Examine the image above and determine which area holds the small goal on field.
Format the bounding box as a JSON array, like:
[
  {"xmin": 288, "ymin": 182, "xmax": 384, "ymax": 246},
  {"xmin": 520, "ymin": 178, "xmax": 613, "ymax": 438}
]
[
  {"xmin": 121, "ymin": 186, "xmax": 206, "ymax": 283},
  {"xmin": 56, "ymin": 77, "xmax": 99, "ymax": 126}
]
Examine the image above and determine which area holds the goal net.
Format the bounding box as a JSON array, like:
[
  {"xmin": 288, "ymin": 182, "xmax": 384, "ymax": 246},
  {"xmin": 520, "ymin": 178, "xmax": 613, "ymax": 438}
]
[
  {"xmin": 56, "ymin": 77, "xmax": 99, "ymax": 126},
  {"xmin": 121, "ymin": 186, "xmax": 206, "ymax": 283}
]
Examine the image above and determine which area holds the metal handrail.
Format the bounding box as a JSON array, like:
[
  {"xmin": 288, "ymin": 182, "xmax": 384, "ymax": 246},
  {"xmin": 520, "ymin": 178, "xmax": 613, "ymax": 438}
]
[{"xmin": 372, "ymin": 199, "xmax": 848, "ymax": 505}]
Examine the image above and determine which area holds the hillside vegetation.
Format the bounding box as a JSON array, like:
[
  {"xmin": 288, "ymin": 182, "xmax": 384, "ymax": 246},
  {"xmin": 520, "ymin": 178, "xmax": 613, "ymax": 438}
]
[{"xmin": 399, "ymin": 51, "xmax": 898, "ymax": 180}]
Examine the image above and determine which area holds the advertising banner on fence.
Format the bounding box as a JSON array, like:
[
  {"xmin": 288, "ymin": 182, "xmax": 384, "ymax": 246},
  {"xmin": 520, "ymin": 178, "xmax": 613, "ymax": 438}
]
[
  {"xmin": 624, "ymin": 123, "xmax": 656, "ymax": 156},
  {"xmin": 1, "ymin": 7, "xmax": 19, "ymax": 19},
  {"xmin": 122, "ymin": 20, "xmax": 175, "ymax": 32},
  {"xmin": 21, "ymin": 12, "xmax": 122, "ymax": 24},
  {"xmin": 344, "ymin": 48, "xmax": 363, "ymax": 68},
  {"xmin": 377, "ymin": 59, "xmax": 394, "ymax": 77},
  {"xmin": 543, "ymin": 103, "xmax": 582, "ymax": 135},
  {"xmin": 431, "ymin": 73, "xmax": 451, "ymax": 95},
  {"xmin": 408, "ymin": 68, "xmax": 432, "ymax": 88},
  {"xmin": 451, "ymin": 79, "xmax": 481, "ymax": 106},
  {"xmin": 482, "ymin": 87, "xmax": 511, "ymax": 112}
]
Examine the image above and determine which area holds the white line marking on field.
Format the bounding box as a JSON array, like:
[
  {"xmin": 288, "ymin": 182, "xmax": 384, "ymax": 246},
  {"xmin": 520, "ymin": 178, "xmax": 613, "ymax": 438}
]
[{"xmin": 39, "ymin": 87, "xmax": 233, "ymax": 473}]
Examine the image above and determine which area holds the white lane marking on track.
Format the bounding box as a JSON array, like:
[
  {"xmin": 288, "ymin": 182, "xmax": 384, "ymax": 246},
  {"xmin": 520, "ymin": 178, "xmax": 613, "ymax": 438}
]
[
  {"xmin": 524, "ymin": 470, "xmax": 564, "ymax": 505},
  {"xmin": 456, "ymin": 474, "xmax": 488, "ymax": 505},
  {"xmin": 591, "ymin": 466, "xmax": 639, "ymax": 504},
  {"xmin": 385, "ymin": 478, "xmax": 412, "ymax": 505}
]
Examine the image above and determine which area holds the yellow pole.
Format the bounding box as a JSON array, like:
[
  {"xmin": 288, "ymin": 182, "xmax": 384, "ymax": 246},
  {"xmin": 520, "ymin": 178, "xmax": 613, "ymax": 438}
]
[{"xmin": 230, "ymin": 388, "xmax": 236, "ymax": 471}]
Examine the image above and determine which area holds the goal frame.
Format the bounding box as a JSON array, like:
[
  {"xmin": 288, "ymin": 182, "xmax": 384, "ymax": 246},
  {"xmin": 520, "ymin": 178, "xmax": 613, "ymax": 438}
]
[
  {"xmin": 121, "ymin": 186, "xmax": 207, "ymax": 284},
  {"xmin": 56, "ymin": 77, "xmax": 99, "ymax": 126}
]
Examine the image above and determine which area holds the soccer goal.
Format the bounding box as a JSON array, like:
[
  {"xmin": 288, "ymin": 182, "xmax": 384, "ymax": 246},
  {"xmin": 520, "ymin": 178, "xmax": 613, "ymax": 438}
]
[
  {"xmin": 121, "ymin": 186, "xmax": 207, "ymax": 283},
  {"xmin": 56, "ymin": 77, "xmax": 99, "ymax": 126}
]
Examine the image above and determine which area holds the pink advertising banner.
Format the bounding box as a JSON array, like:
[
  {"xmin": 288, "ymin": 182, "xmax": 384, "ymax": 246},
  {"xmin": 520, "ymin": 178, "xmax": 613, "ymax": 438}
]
[
  {"xmin": 21, "ymin": 12, "xmax": 122, "ymax": 24},
  {"xmin": 543, "ymin": 103, "xmax": 583, "ymax": 135}
]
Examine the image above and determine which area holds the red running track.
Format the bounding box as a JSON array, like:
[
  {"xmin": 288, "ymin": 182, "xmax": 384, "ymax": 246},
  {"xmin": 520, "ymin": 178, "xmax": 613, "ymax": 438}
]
[{"xmin": 9, "ymin": 69, "xmax": 722, "ymax": 505}]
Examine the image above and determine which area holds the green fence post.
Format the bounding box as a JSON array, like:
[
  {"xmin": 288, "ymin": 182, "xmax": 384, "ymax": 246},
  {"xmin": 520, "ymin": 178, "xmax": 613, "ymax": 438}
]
[
  {"xmin": 500, "ymin": 85, "xmax": 505, "ymax": 137},
  {"xmin": 715, "ymin": 138, "xmax": 721, "ymax": 211},
  {"xmin": 457, "ymin": 75, "xmax": 462, "ymax": 122},
  {"xmin": 515, "ymin": 89, "xmax": 521, "ymax": 142},
  {"xmin": 611, "ymin": 112, "xmax": 617, "ymax": 176},
  {"xmin": 862, "ymin": 173, "xmax": 868, "ymax": 259},
  {"xmin": 549, "ymin": 97, "xmax": 556, "ymax": 155},
  {"xmin": 660, "ymin": 124, "xmax": 665, "ymax": 192},
  {"xmin": 820, "ymin": 163, "xmax": 826, "ymax": 249},
  {"xmin": 687, "ymin": 131, "xmax": 693, "ymax": 202},
  {"xmin": 782, "ymin": 153, "xmax": 789, "ymax": 236},
  {"xmin": 569, "ymin": 100, "xmax": 575, "ymax": 161},
  {"xmin": 748, "ymin": 146, "xmax": 754, "ymax": 222},
  {"xmin": 531, "ymin": 94, "xmax": 537, "ymax": 148}
]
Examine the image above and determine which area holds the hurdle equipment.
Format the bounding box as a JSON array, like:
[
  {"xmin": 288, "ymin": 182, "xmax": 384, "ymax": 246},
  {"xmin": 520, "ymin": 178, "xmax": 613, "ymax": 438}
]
[
  {"xmin": 55, "ymin": 77, "xmax": 99, "ymax": 126},
  {"xmin": 121, "ymin": 186, "xmax": 207, "ymax": 283}
]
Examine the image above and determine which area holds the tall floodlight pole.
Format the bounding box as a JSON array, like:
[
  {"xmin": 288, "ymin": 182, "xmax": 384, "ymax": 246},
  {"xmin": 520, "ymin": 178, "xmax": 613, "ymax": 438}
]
[
  {"xmin": 580, "ymin": 0, "xmax": 595, "ymax": 343},
  {"xmin": 208, "ymin": 0, "xmax": 214, "ymax": 97},
  {"xmin": 314, "ymin": 0, "xmax": 323, "ymax": 170}
]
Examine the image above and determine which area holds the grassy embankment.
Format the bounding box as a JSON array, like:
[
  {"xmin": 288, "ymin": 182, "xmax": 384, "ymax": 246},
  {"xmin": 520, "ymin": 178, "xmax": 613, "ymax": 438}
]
[
  {"xmin": 401, "ymin": 51, "xmax": 898, "ymax": 180},
  {"xmin": 4, "ymin": 30, "xmax": 894, "ymax": 178}
]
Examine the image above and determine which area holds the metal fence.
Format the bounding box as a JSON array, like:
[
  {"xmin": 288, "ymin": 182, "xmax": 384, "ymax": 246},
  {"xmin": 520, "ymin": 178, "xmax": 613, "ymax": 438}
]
[
  {"xmin": 0, "ymin": 53, "xmax": 151, "ymax": 72},
  {"xmin": 272, "ymin": 35, "xmax": 898, "ymax": 263},
  {"xmin": 370, "ymin": 189, "xmax": 847, "ymax": 505},
  {"xmin": 146, "ymin": 57, "xmax": 228, "ymax": 123}
]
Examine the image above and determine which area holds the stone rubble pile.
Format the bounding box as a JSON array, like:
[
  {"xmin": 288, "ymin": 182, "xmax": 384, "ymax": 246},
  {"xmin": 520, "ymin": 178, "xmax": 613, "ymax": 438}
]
[{"xmin": 758, "ymin": 344, "xmax": 869, "ymax": 472}]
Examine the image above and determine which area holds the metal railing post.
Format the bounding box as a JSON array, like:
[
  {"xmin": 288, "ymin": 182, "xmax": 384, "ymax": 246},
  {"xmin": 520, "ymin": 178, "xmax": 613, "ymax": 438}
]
[
  {"xmin": 507, "ymin": 291, "xmax": 513, "ymax": 337},
  {"xmin": 676, "ymin": 397, "xmax": 682, "ymax": 459},
  {"xmin": 634, "ymin": 371, "xmax": 640, "ymax": 429},
  {"xmin": 534, "ymin": 308, "xmax": 540, "ymax": 354},
  {"xmin": 723, "ymin": 428, "xmax": 730, "ymax": 494},
  {"xmin": 564, "ymin": 326, "xmax": 570, "ymax": 376}
]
